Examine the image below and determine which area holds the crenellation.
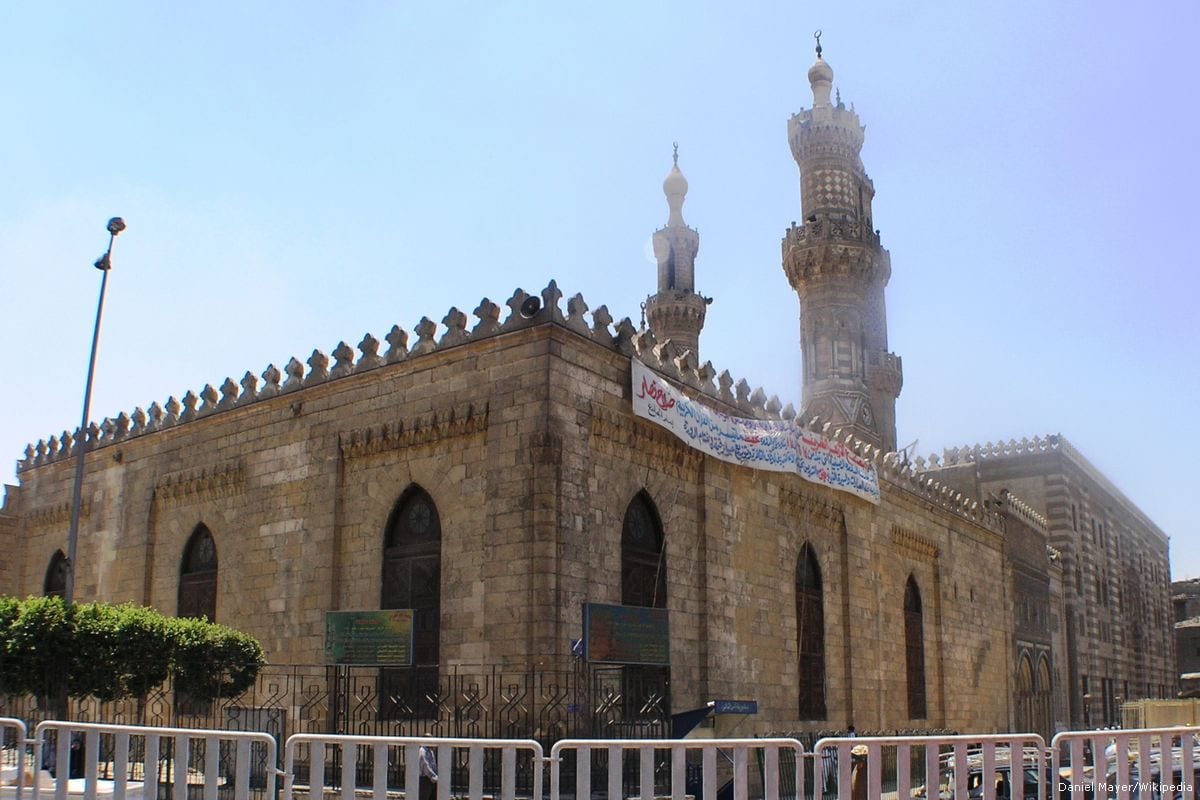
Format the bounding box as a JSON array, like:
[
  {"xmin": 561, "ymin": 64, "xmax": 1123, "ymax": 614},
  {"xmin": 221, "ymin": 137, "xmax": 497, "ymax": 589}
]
[
  {"xmin": 260, "ymin": 364, "xmax": 282, "ymax": 397},
  {"xmin": 115, "ymin": 412, "xmax": 131, "ymax": 439},
  {"xmin": 471, "ymin": 299, "xmax": 502, "ymax": 338},
  {"xmin": 282, "ymin": 358, "xmax": 304, "ymax": 392},
  {"xmin": 199, "ymin": 384, "xmax": 219, "ymax": 416},
  {"xmin": 564, "ymin": 293, "xmax": 590, "ymax": 336},
  {"xmin": 304, "ymin": 349, "xmax": 329, "ymax": 385},
  {"xmin": 590, "ymin": 304, "xmax": 613, "ymax": 341},
  {"xmin": 384, "ymin": 326, "xmax": 409, "ymax": 363},
  {"xmin": 330, "ymin": 341, "xmax": 355, "ymax": 378},
  {"xmin": 410, "ymin": 317, "xmax": 439, "ymax": 356},
  {"xmin": 356, "ymin": 333, "xmax": 383, "ymax": 372},
  {"xmin": 238, "ymin": 372, "xmax": 260, "ymax": 405},
  {"xmin": 439, "ymin": 307, "xmax": 469, "ymax": 347}
]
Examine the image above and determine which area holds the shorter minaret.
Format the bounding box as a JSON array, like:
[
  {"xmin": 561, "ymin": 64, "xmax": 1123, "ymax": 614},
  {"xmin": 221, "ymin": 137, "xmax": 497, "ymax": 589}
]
[{"xmin": 645, "ymin": 144, "xmax": 708, "ymax": 358}]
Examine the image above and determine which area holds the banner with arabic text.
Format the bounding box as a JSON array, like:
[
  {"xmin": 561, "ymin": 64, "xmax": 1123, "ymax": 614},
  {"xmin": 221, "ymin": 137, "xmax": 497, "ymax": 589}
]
[{"xmin": 631, "ymin": 360, "xmax": 880, "ymax": 504}]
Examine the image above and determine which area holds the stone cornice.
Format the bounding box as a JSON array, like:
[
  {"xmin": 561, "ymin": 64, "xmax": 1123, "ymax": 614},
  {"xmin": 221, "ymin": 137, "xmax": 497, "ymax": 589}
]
[
  {"xmin": 588, "ymin": 402, "xmax": 701, "ymax": 480},
  {"xmin": 155, "ymin": 463, "xmax": 245, "ymax": 507},
  {"xmin": 340, "ymin": 401, "xmax": 489, "ymax": 460},
  {"xmin": 890, "ymin": 524, "xmax": 939, "ymax": 563}
]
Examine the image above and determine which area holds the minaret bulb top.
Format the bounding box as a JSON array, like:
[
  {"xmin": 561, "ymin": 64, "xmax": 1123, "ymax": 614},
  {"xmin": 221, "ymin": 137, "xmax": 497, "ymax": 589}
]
[
  {"xmin": 807, "ymin": 29, "xmax": 834, "ymax": 107},
  {"xmin": 662, "ymin": 142, "xmax": 689, "ymax": 227}
]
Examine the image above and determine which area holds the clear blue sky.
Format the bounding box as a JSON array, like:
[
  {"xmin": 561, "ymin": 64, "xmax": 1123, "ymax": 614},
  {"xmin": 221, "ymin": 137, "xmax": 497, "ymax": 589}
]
[{"xmin": 3, "ymin": 2, "xmax": 1197, "ymax": 575}]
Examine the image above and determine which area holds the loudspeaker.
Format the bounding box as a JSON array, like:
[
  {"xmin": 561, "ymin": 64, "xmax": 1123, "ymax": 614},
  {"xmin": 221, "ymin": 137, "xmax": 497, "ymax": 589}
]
[{"xmin": 519, "ymin": 296, "xmax": 542, "ymax": 319}]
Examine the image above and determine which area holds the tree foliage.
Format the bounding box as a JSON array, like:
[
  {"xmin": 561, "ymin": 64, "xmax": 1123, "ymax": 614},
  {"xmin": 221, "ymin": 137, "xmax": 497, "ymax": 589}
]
[{"xmin": 0, "ymin": 596, "xmax": 265, "ymax": 703}]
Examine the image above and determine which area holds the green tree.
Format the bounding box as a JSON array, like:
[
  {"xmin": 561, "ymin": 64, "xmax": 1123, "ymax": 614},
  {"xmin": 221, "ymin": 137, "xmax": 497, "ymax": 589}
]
[{"xmin": 169, "ymin": 617, "xmax": 266, "ymax": 702}]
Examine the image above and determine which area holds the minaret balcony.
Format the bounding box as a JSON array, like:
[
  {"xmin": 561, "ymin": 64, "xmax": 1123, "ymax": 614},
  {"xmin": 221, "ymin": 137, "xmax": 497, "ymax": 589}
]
[{"xmin": 865, "ymin": 350, "xmax": 903, "ymax": 396}]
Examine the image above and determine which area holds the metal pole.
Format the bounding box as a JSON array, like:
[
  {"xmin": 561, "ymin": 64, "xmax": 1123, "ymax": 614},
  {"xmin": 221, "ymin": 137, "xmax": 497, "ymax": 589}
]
[{"xmin": 64, "ymin": 217, "xmax": 125, "ymax": 605}]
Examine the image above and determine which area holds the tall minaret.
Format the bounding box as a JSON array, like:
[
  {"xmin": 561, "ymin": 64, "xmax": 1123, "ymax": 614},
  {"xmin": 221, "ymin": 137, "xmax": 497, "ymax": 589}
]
[
  {"xmin": 646, "ymin": 145, "xmax": 708, "ymax": 357},
  {"xmin": 782, "ymin": 35, "xmax": 902, "ymax": 451}
]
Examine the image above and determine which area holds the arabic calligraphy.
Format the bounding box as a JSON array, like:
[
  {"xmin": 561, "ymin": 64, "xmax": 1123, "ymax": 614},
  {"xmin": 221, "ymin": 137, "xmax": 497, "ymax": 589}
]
[{"xmin": 631, "ymin": 360, "xmax": 880, "ymax": 504}]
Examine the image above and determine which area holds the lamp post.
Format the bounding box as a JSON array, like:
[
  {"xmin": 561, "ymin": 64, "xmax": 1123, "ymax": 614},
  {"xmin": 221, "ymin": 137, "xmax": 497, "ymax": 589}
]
[{"xmin": 64, "ymin": 217, "xmax": 126, "ymax": 605}]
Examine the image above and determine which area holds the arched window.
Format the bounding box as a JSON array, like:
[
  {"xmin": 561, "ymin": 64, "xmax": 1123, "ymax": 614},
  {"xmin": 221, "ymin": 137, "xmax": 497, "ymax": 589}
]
[
  {"xmin": 796, "ymin": 543, "xmax": 826, "ymax": 720},
  {"xmin": 904, "ymin": 575, "xmax": 927, "ymax": 719},
  {"xmin": 381, "ymin": 486, "xmax": 441, "ymax": 718},
  {"xmin": 619, "ymin": 492, "xmax": 670, "ymax": 723},
  {"xmin": 178, "ymin": 525, "xmax": 217, "ymax": 621},
  {"xmin": 622, "ymin": 492, "xmax": 667, "ymax": 609},
  {"xmin": 44, "ymin": 550, "xmax": 68, "ymax": 598}
]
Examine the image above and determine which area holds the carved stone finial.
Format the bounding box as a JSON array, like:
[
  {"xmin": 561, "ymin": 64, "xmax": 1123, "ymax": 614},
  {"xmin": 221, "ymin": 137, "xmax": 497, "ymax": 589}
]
[
  {"xmin": 356, "ymin": 334, "xmax": 383, "ymax": 372},
  {"xmin": 282, "ymin": 358, "xmax": 305, "ymax": 393},
  {"xmin": 717, "ymin": 370, "xmax": 735, "ymax": 403},
  {"xmin": 24, "ymin": 444, "xmax": 34, "ymax": 463},
  {"xmin": 131, "ymin": 407, "xmax": 147, "ymax": 433},
  {"xmin": 440, "ymin": 307, "xmax": 469, "ymax": 347},
  {"xmin": 181, "ymin": 391, "xmax": 199, "ymax": 422},
  {"xmin": 410, "ymin": 317, "xmax": 439, "ymax": 356},
  {"xmin": 47, "ymin": 435, "xmax": 60, "ymax": 458},
  {"xmin": 331, "ymin": 341, "xmax": 355, "ymax": 378},
  {"xmin": 502, "ymin": 288, "xmax": 535, "ymax": 331},
  {"xmin": 697, "ymin": 361, "xmax": 717, "ymax": 394},
  {"xmin": 218, "ymin": 378, "xmax": 239, "ymax": 409},
  {"xmin": 261, "ymin": 364, "xmax": 283, "ymax": 397},
  {"xmin": 766, "ymin": 395, "xmax": 782, "ymax": 417},
  {"xmin": 35, "ymin": 440, "xmax": 47, "ymax": 462},
  {"xmin": 565, "ymin": 293, "xmax": 590, "ymax": 335},
  {"xmin": 613, "ymin": 317, "xmax": 637, "ymax": 354},
  {"xmin": 541, "ymin": 280, "xmax": 564, "ymax": 321},
  {"xmin": 240, "ymin": 371, "xmax": 260, "ymax": 404},
  {"xmin": 735, "ymin": 379, "xmax": 752, "ymax": 406},
  {"xmin": 472, "ymin": 299, "xmax": 502, "ymax": 337},
  {"xmin": 305, "ymin": 349, "xmax": 330, "ymax": 385},
  {"xmin": 115, "ymin": 412, "xmax": 131, "ymax": 439},
  {"xmin": 749, "ymin": 387, "xmax": 767, "ymax": 411},
  {"xmin": 146, "ymin": 404, "xmax": 163, "ymax": 432},
  {"xmin": 590, "ymin": 305, "xmax": 613, "ymax": 340},
  {"xmin": 384, "ymin": 326, "xmax": 409, "ymax": 363},
  {"xmin": 199, "ymin": 384, "xmax": 219, "ymax": 415}
]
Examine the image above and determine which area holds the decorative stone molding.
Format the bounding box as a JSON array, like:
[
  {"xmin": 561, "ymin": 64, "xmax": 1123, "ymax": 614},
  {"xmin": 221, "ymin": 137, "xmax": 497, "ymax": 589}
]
[
  {"xmin": 340, "ymin": 402, "xmax": 489, "ymax": 460},
  {"xmin": 890, "ymin": 524, "xmax": 939, "ymax": 563},
  {"xmin": 27, "ymin": 500, "xmax": 90, "ymax": 528},
  {"xmin": 155, "ymin": 463, "xmax": 245, "ymax": 507},
  {"xmin": 10, "ymin": 277, "xmax": 1005, "ymax": 537},
  {"xmin": 589, "ymin": 403, "xmax": 701, "ymax": 480}
]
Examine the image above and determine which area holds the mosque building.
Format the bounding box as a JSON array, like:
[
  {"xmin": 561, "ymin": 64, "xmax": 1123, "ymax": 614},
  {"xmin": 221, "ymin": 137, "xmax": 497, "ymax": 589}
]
[{"xmin": 0, "ymin": 42, "xmax": 1173, "ymax": 740}]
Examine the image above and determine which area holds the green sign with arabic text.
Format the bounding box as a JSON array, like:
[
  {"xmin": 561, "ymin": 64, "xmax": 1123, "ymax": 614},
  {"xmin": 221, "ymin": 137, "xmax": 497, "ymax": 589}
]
[{"xmin": 324, "ymin": 610, "xmax": 414, "ymax": 666}]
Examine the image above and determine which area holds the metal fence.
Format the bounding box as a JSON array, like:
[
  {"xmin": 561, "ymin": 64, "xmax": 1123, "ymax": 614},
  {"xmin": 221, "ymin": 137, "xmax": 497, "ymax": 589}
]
[
  {"xmin": 550, "ymin": 737, "xmax": 805, "ymax": 800},
  {"xmin": 813, "ymin": 732, "xmax": 1048, "ymax": 800},
  {"xmin": 1052, "ymin": 726, "xmax": 1199, "ymax": 800},
  {"xmin": 0, "ymin": 663, "xmax": 669, "ymax": 749},
  {"xmin": 283, "ymin": 734, "xmax": 543, "ymax": 800}
]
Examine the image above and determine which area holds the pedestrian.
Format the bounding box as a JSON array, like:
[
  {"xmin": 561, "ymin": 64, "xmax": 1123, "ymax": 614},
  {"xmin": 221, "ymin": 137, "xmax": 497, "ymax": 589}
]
[{"xmin": 418, "ymin": 745, "xmax": 438, "ymax": 800}]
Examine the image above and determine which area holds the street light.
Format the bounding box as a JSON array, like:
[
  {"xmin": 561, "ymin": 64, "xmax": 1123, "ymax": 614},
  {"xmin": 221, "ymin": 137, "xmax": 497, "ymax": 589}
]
[{"xmin": 64, "ymin": 217, "xmax": 126, "ymax": 605}]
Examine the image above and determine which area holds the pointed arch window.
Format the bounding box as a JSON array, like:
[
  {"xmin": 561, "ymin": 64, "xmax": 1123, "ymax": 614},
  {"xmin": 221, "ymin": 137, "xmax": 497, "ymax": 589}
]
[
  {"xmin": 178, "ymin": 525, "xmax": 217, "ymax": 621},
  {"xmin": 796, "ymin": 543, "xmax": 826, "ymax": 720},
  {"xmin": 622, "ymin": 491, "xmax": 666, "ymax": 609},
  {"xmin": 619, "ymin": 491, "xmax": 670, "ymax": 724},
  {"xmin": 904, "ymin": 575, "xmax": 927, "ymax": 719},
  {"xmin": 381, "ymin": 486, "xmax": 441, "ymax": 719},
  {"xmin": 44, "ymin": 550, "xmax": 68, "ymax": 598}
]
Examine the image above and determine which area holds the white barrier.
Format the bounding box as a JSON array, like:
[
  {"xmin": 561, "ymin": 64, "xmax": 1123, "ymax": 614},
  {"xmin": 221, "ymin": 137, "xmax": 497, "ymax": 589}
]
[
  {"xmin": 282, "ymin": 734, "xmax": 543, "ymax": 800},
  {"xmin": 549, "ymin": 737, "xmax": 804, "ymax": 800},
  {"xmin": 1, "ymin": 718, "xmax": 31, "ymax": 800},
  {"xmin": 813, "ymin": 732, "xmax": 1048, "ymax": 800},
  {"xmin": 1052, "ymin": 727, "xmax": 1198, "ymax": 800},
  {"xmin": 34, "ymin": 720, "xmax": 278, "ymax": 800}
]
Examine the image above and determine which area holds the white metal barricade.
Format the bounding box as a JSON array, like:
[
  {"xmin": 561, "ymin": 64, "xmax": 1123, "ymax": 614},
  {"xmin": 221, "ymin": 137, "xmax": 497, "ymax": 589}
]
[
  {"xmin": 282, "ymin": 734, "xmax": 544, "ymax": 800},
  {"xmin": 813, "ymin": 732, "xmax": 1048, "ymax": 800},
  {"xmin": 548, "ymin": 737, "xmax": 803, "ymax": 800},
  {"xmin": 35, "ymin": 720, "xmax": 278, "ymax": 800},
  {"xmin": 1052, "ymin": 727, "xmax": 1198, "ymax": 800},
  {"xmin": 2, "ymin": 718, "xmax": 32, "ymax": 800}
]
